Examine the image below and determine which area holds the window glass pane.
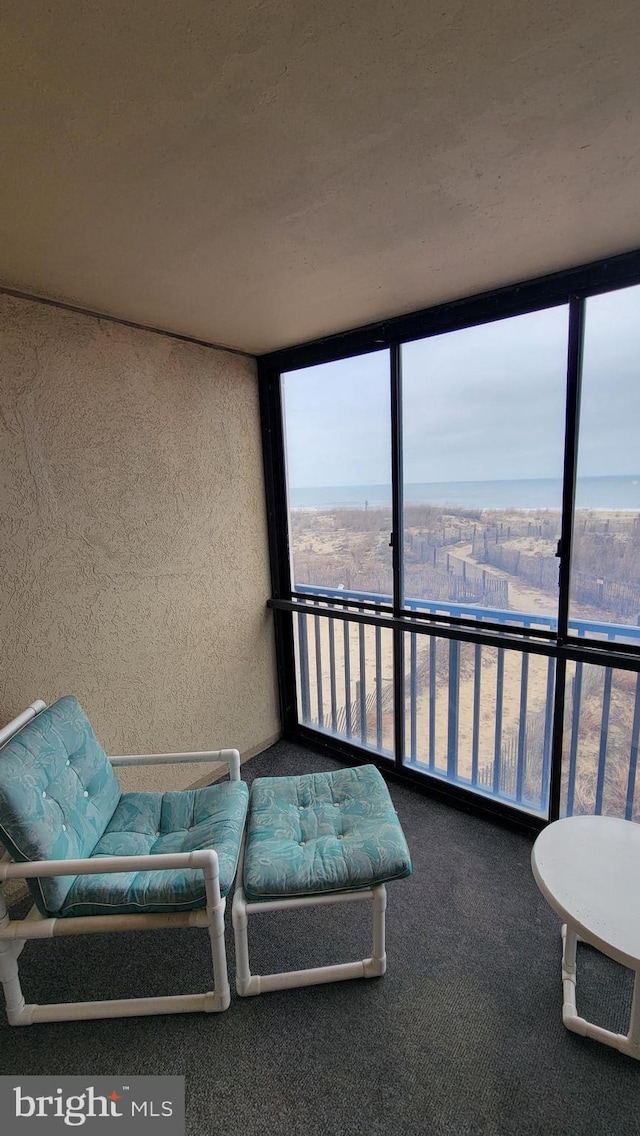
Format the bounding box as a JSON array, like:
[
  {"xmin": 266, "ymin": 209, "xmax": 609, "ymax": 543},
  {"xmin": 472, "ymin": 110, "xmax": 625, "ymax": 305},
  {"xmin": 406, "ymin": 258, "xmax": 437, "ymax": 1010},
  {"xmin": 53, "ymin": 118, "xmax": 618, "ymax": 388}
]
[
  {"xmin": 282, "ymin": 351, "xmax": 392, "ymax": 597},
  {"xmin": 401, "ymin": 307, "xmax": 568, "ymax": 627},
  {"xmin": 403, "ymin": 633, "xmax": 552, "ymax": 816},
  {"xmin": 294, "ymin": 606, "xmax": 394, "ymax": 760},
  {"xmin": 561, "ymin": 661, "xmax": 640, "ymax": 819},
  {"xmin": 570, "ymin": 284, "xmax": 640, "ymax": 636}
]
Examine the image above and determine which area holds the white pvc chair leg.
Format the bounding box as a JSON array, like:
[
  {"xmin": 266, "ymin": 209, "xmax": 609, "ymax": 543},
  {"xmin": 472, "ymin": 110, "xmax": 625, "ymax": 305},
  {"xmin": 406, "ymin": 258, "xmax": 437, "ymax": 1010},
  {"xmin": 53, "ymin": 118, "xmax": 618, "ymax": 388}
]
[
  {"xmin": 231, "ymin": 894, "xmax": 252, "ymax": 997},
  {"xmin": 0, "ymin": 941, "xmax": 27, "ymax": 1025},
  {"xmin": 232, "ymin": 884, "xmax": 388, "ymax": 997},
  {"xmin": 203, "ymin": 858, "xmax": 230, "ymax": 1012},
  {"xmin": 0, "ymin": 893, "xmax": 26, "ymax": 1025},
  {"xmin": 0, "ymin": 850, "xmax": 232, "ymax": 1023},
  {"xmin": 367, "ymin": 884, "xmax": 387, "ymax": 977}
]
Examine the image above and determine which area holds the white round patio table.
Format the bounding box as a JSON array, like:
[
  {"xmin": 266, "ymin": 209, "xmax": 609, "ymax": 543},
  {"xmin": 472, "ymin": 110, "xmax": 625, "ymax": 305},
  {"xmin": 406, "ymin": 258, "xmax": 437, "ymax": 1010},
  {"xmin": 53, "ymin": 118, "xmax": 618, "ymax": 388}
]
[{"xmin": 531, "ymin": 814, "xmax": 640, "ymax": 1059}]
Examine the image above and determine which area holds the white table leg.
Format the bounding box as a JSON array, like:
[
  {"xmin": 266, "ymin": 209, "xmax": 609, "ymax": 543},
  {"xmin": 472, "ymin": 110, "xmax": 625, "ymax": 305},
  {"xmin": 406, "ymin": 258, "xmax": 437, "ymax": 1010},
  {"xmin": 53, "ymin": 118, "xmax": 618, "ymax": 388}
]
[
  {"xmin": 561, "ymin": 923, "xmax": 578, "ymax": 1024},
  {"xmin": 559, "ymin": 924, "xmax": 640, "ymax": 1059},
  {"xmin": 625, "ymin": 970, "xmax": 640, "ymax": 1058}
]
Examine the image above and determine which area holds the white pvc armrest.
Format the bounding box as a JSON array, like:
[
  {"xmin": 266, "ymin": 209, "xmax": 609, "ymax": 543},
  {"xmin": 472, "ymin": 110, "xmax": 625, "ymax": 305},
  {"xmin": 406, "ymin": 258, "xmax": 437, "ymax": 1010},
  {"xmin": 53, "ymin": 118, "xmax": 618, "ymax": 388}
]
[
  {"xmin": 0, "ymin": 848, "xmax": 218, "ymax": 881},
  {"xmin": 108, "ymin": 748, "xmax": 241, "ymax": 781},
  {"xmin": 0, "ymin": 700, "xmax": 47, "ymax": 748}
]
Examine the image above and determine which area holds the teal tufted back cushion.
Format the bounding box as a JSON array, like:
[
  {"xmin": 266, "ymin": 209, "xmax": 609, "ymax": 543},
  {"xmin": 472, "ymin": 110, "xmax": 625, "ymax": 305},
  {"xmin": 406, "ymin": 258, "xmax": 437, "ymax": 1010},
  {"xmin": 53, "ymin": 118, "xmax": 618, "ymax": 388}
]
[{"xmin": 0, "ymin": 696, "xmax": 121, "ymax": 915}]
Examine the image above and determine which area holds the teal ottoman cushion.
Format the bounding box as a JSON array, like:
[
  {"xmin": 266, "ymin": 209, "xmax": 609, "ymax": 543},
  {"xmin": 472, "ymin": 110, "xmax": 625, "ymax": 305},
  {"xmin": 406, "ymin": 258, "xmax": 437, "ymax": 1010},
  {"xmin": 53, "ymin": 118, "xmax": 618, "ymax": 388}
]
[
  {"xmin": 243, "ymin": 764, "xmax": 411, "ymax": 901},
  {"xmin": 58, "ymin": 780, "xmax": 249, "ymax": 916}
]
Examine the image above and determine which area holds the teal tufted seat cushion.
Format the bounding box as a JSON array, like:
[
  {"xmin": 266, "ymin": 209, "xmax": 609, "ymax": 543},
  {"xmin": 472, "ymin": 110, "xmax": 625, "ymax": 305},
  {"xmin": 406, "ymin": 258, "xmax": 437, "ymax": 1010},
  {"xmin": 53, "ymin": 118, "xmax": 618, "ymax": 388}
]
[
  {"xmin": 58, "ymin": 780, "xmax": 249, "ymax": 916},
  {"xmin": 243, "ymin": 764, "xmax": 412, "ymax": 901},
  {"xmin": 0, "ymin": 695, "xmax": 122, "ymax": 915}
]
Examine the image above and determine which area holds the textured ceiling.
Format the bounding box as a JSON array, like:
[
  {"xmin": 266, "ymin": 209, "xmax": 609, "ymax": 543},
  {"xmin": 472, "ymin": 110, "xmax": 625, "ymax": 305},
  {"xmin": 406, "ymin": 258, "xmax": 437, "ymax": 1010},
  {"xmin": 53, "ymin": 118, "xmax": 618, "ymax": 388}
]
[{"xmin": 1, "ymin": 1, "xmax": 640, "ymax": 354}]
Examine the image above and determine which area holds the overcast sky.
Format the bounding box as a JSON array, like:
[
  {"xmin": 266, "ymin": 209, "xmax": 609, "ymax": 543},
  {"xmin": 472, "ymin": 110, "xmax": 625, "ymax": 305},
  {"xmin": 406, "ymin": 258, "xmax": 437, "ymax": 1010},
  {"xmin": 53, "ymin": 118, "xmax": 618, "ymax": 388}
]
[{"xmin": 282, "ymin": 284, "xmax": 640, "ymax": 488}]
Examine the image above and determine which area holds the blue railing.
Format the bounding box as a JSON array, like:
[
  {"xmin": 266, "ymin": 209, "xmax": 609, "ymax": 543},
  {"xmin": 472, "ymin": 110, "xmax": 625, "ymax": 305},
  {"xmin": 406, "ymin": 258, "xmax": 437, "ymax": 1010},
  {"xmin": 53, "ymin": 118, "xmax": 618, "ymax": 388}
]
[{"xmin": 293, "ymin": 584, "xmax": 640, "ymax": 820}]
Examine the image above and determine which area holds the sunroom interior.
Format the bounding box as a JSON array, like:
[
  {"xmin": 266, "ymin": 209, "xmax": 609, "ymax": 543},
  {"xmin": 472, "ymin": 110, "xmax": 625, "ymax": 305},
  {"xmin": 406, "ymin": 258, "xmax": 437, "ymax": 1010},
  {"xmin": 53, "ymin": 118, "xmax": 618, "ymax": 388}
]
[{"xmin": 2, "ymin": 3, "xmax": 640, "ymax": 1133}]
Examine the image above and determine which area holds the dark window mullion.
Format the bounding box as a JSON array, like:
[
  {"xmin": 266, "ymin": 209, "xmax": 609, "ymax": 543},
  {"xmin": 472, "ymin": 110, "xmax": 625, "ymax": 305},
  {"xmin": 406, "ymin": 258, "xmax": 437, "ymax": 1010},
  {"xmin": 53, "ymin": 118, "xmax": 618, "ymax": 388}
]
[
  {"xmin": 391, "ymin": 342, "xmax": 405, "ymax": 772},
  {"xmin": 548, "ymin": 296, "xmax": 585, "ymax": 820},
  {"xmin": 390, "ymin": 342, "xmax": 404, "ymax": 614},
  {"xmin": 258, "ymin": 359, "xmax": 298, "ymax": 733},
  {"xmin": 557, "ymin": 295, "xmax": 585, "ymax": 639}
]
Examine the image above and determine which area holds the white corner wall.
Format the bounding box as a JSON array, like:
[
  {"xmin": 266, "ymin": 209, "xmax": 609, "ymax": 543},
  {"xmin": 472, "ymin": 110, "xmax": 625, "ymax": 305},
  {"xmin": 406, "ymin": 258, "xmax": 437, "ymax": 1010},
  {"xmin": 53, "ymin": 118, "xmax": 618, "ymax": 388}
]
[{"xmin": 0, "ymin": 294, "xmax": 279, "ymax": 789}]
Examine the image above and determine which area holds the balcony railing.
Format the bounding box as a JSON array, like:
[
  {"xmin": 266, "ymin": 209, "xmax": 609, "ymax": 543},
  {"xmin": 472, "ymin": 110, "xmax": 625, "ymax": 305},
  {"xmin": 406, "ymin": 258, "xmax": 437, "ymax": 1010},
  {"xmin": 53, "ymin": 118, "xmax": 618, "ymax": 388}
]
[{"xmin": 293, "ymin": 585, "xmax": 640, "ymax": 820}]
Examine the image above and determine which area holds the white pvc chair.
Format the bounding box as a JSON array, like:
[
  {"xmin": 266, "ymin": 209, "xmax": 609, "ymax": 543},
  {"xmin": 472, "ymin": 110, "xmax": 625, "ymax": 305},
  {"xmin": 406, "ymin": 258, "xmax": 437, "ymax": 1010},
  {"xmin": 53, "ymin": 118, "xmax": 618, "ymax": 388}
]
[{"xmin": 0, "ymin": 698, "xmax": 248, "ymax": 1024}]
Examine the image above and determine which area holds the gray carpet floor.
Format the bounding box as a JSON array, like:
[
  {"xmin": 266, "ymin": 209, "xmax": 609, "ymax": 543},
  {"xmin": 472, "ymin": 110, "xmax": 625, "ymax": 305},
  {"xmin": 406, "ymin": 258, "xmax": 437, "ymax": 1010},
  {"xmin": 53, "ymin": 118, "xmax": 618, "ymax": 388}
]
[{"xmin": 1, "ymin": 740, "xmax": 639, "ymax": 1135}]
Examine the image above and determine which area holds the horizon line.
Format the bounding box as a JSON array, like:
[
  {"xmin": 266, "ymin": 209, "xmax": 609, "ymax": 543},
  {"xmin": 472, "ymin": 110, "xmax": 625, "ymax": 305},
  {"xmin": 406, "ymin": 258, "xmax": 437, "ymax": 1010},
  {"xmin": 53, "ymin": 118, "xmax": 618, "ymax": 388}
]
[{"xmin": 290, "ymin": 473, "xmax": 640, "ymax": 491}]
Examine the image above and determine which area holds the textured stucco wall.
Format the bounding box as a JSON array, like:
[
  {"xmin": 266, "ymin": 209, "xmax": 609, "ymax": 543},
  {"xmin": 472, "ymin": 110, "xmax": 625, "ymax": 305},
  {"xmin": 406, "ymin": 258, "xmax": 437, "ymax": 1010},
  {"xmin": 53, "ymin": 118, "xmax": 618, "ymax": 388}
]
[{"xmin": 0, "ymin": 294, "xmax": 279, "ymax": 792}]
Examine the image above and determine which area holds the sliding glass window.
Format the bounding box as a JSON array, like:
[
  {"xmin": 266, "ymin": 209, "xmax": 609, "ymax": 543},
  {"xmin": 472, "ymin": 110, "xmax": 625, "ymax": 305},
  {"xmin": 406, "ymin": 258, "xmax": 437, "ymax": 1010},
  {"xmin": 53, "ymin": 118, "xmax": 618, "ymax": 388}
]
[
  {"xmin": 268, "ymin": 256, "xmax": 640, "ymax": 825},
  {"xmin": 569, "ymin": 284, "xmax": 640, "ymax": 639},
  {"xmin": 401, "ymin": 307, "xmax": 568, "ymax": 625},
  {"xmin": 282, "ymin": 351, "xmax": 392, "ymax": 597},
  {"xmin": 282, "ymin": 351, "xmax": 394, "ymax": 759}
]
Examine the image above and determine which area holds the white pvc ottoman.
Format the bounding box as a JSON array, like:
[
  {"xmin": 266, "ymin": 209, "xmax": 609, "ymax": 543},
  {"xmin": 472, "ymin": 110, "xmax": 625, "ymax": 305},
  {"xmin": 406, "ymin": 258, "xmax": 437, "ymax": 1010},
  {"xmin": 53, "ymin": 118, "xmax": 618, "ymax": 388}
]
[{"xmin": 232, "ymin": 764, "xmax": 412, "ymax": 996}]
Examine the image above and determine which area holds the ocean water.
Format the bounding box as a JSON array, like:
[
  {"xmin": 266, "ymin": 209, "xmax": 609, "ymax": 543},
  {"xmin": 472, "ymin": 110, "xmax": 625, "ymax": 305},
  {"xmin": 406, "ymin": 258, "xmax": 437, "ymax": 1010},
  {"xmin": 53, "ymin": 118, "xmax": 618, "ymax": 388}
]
[{"xmin": 289, "ymin": 475, "xmax": 640, "ymax": 511}]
